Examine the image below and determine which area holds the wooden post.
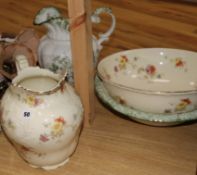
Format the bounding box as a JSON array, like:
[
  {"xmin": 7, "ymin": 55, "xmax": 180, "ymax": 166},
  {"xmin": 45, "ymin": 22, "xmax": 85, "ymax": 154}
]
[{"xmin": 68, "ymin": 0, "xmax": 95, "ymax": 126}]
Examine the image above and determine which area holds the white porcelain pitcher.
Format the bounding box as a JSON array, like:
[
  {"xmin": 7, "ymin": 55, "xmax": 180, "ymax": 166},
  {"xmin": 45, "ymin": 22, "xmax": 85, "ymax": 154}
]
[
  {"xmin": 0, "ymin": 55, "xmax": 83, "ymax": 170},
  {"xmin": 34, "ymin": 6, "xmax": 116, "ymax": 84}
]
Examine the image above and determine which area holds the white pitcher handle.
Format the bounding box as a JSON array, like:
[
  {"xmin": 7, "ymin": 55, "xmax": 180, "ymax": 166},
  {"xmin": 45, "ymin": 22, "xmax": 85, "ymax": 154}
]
[
  {"xmin": 15, "ymin": 55, "xmax": 29, "ymax": 72},
  {"xmin": 91, "ymin": 7, "xmax": 116, "ymax": 50}
]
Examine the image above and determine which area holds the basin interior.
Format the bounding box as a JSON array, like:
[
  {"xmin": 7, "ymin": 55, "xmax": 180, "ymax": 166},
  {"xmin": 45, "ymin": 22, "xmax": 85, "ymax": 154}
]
[{"xmin": 98, "ymin": 48, "xmax": 197, "ymax": 93}]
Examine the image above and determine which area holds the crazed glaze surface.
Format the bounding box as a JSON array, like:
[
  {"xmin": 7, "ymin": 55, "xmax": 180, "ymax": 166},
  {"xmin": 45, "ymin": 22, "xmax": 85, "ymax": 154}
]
[
  {"xmin": 97, "ymin": 48, "xmax": 197, "ymax": 114},
  {"xmin": 0, "ymin": 64, "xmax": 83, "ymax": 170}
]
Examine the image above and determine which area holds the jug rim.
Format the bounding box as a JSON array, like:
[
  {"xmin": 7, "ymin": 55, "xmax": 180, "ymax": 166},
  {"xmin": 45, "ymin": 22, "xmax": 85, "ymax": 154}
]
[{"xmin": 11, "ymin": 67, "xmax": 67, "ymax": 95}]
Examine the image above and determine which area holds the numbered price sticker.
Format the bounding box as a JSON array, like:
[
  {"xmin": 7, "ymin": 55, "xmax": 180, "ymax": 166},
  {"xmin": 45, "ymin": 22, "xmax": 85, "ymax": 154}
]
[{"xmin": 23, "ymin": 111, "xmax": 31, "ymax": 118}]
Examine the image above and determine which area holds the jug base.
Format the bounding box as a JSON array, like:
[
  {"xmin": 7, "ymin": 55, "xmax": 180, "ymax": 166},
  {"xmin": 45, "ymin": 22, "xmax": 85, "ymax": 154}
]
[{"xmin": 29, "ymin": 158, "xmax": 69, "ymax": 170}]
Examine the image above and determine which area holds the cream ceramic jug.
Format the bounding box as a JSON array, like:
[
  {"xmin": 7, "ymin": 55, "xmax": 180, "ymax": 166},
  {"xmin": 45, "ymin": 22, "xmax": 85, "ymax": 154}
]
[
  {"xmin": 34, "ymin": 6, "xmax": 116, "ymax": 84},
  {"xmin": 0, "ymin": 55, "xmax": 83, "ymax": 170}
]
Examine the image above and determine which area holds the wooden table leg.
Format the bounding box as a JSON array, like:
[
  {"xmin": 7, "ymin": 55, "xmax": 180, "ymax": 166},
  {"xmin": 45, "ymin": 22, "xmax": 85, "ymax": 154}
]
[{"xmin": 68, "ymin": 0, "xmax": 95, "ymax": 126}]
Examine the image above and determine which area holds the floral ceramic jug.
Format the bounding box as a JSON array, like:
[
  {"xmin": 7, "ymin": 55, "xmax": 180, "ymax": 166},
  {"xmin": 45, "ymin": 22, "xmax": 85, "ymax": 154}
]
[
  {"xmin": 0, "ymin": 55, "xmax": 83, "ymax": 170},
  {"xmin": 34, "ymin": 6, "xmax": 116, "ymax": 84}
]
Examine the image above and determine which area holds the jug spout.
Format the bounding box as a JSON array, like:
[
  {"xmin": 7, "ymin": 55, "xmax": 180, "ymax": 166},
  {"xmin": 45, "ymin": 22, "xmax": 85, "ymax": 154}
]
[{"xmin": 34, "ymin": 7, "xmax": 70, "ymax": 40}]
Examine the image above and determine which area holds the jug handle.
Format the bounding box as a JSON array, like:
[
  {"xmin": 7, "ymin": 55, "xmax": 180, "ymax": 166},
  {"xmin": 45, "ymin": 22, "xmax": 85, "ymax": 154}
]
[
  {"xmin": 15, "ymin": 55, "xmax": 29, "ymax": 73},
  {"xmin": 91, "ymin": 7, "xmax": 116, "ymax": 50},
  {"xmin": 0, "ymin": 54, "xmax": 30, "ymax": 80}
]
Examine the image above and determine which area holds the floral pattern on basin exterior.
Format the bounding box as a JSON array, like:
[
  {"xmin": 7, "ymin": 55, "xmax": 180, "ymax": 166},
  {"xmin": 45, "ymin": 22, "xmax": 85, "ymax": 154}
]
[
  {"xmin": 95, "ymin": 76, "xmax": 197, "ymax": 126},
  {"xmin": 112, "ymin": 93, "xmax": 193, "ymax": 115},
  {"xmin": 175, "ymin": 98, "xmax": 192, "ymax": 111},
  {"xmin": 164, "ymin": 98, "xmax": 193, "ymax": 113}
]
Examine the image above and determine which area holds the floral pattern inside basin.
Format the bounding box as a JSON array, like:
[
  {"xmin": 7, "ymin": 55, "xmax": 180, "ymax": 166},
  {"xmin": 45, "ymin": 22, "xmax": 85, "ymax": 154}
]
[
  {"xmin": 113, "ymin": 55, "xmax": 163, "ymax": 80},
  {"xmin": 107, "ymin": 55, "xmax": 188, "ymax": 82},
  {"xmin": 100, "ymin": 51, "xmax": 196, "ymax": 95}
]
